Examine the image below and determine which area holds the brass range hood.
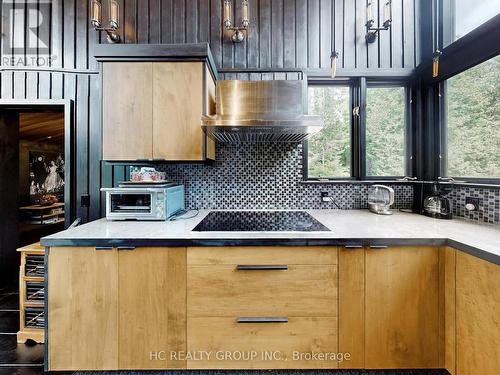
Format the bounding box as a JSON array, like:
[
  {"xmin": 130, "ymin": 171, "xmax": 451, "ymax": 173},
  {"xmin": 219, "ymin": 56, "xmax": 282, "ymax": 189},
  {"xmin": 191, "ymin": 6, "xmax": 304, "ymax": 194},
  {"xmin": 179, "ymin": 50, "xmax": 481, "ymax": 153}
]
[{"xmin": 202, "ymin": 80, "xmax": 324, "ymax": 143}]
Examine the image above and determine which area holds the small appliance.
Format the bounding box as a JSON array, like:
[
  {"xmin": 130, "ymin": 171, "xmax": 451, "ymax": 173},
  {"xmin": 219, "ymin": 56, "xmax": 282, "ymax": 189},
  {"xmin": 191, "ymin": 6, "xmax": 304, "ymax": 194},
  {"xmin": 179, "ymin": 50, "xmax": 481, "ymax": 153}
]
[
  {"xmin": 422, "ymin": 184, "xmax": 452, "ymax": 220},
  {"xmin": 367, "ymin": 185, "xmax": 395, "ymax": 215},
  {"xmin": 101, "ymin": 184, "xmax": 184, "ymax": 221}
]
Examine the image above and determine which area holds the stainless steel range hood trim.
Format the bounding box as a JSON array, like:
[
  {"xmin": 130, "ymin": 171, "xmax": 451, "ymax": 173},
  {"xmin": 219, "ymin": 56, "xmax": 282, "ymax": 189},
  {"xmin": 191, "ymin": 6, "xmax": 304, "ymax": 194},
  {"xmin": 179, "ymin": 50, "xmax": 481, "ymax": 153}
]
[
  {"xmin": 201, "ymin": 80, "xmax": 324, "ymax": 143},
  {"xmin": 201, "ymin": 115, "xmax": 324, "ymax": 127}
]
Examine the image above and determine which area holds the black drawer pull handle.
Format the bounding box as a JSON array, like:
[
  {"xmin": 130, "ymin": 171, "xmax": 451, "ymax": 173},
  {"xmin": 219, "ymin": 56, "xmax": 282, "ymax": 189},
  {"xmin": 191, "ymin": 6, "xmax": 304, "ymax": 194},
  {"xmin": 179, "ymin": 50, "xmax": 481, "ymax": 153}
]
[
  {"xmin": 117, "ymin": 246, "xmax": 136, "ymax": 251},
  {"xmin": 236, "ymin": 265, "xmax": 288, "ymax": 270},
  {"xmin": 237, "ymin": 317, "xmax": 289, "ymax": 323},
  {"xmin": 369, "ymin": 245, "xmax": 388, "ymax": 249},
  {"xmin": 95, "ymin": 246, "xmax": 113, "ymax": 251},
  {"xmin": 344, "ymin": 245, "xmax": 363, "ymax": 249}
]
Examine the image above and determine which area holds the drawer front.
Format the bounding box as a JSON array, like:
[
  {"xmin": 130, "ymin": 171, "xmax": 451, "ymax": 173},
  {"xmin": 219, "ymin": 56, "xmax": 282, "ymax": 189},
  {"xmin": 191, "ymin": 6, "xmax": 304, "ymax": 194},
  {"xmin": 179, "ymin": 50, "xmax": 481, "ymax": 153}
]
[
  {"xmin": 187, "ymin": 247, "xmax": 337, "ymax": 265},
  {"xmin": 187, "ymin": 264, "xmax": 337, "ymax": 317},
  {"xmin": 187, "ymin": 317, "xmax": 339, "ymax": 369}
]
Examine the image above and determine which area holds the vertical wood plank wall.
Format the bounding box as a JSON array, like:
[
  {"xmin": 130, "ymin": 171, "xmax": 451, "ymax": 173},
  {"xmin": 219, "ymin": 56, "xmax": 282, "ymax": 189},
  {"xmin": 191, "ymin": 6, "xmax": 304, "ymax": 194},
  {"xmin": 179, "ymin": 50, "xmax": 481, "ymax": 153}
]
[{"xmin": 0, "ymin": 0, "xmax": 420, "ymax": 223}]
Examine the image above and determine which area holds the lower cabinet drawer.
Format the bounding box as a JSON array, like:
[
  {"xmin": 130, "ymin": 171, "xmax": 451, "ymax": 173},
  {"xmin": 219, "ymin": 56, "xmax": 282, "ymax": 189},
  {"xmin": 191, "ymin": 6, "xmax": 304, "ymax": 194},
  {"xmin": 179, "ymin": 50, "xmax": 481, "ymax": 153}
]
[
  {"xmin": 187, "ymin": 264, "xmax": 337, "ymax": 317},
  {"xmin": 187, "ymin": 317, "xmax": 339, "ymax": 369}
]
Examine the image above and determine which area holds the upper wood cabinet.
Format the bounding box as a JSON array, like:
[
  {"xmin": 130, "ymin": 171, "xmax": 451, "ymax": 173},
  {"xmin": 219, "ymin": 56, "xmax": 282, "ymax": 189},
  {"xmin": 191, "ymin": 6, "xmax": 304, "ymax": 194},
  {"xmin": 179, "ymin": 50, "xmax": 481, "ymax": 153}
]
[
  {"xmin": 339, "ymin": 246, "xmax": 440, "ymax": 369},
  {"xmin": 103, "ymin": 62, "xmax": 154, "ymax": 161},
  {"xmin": 102, "ymin": 61, "xmax": 215, "ymax": 161}
]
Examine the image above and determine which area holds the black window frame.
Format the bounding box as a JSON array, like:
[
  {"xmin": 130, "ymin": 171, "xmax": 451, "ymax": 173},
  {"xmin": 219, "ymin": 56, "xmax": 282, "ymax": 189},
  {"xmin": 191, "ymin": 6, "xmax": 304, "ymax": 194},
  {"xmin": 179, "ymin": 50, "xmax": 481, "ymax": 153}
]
[
  {"xmin": 430, "ymin": 10, "xmax": 500, "ymax": 185},
  {"xmin": 303, "ymin": 78, "xmax": 412, "ymax": 182},
  {"xmin": 439, "ymin": 57, "xmax": 500, "ymax": 184},
  {"xmin": 303, "ymin": 79, "xmax": 359, "ymax": 181},
  {"xmin": 364, "ymin": 81, "xmax": 412, "ymax": 180}
]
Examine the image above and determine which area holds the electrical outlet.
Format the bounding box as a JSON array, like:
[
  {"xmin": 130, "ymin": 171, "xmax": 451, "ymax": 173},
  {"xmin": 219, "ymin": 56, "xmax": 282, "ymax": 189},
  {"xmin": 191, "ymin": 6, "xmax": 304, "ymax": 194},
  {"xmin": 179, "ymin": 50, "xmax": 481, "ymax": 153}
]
[
  {"xmin": 465, "ymin": 197, "xmax": 480, "ymax": 211},
  {"xmin": 321, "ymin": 192, "xmax": 332, "ymax": 202},
  {"xmin": 81, "ymin": 194, "xmax": 90, "ymax": 208}
]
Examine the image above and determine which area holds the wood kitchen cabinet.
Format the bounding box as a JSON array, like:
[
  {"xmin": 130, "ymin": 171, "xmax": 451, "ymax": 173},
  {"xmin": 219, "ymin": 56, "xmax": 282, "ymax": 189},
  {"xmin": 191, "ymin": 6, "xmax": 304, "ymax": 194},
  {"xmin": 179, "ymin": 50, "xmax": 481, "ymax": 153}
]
[
  {"xmin": 102, "ymin": 62, "xmax": 153, "ymax": 160},
  {"xmin": 102, "ymin": 61, "xmax": 215, "ymax": 161},
  {"xmin": 186, "ymin": 246, "xmax": 339, "ymax": 369},
  {"xmin": 47, "ymin": 244, "xmax": 499, "ymax": 372},
  {"xmin": 48, "ymin": 247, "xmax": 119, "ymax": 371},
  {"xmin": 339, "ymin": 246, "xmax": 440, "ymax": 369},
  {"xmin": 455, "ymin": 251, "xmax": 500, "ymax": 375},
  {"xmin": 48, "ymin": 246, "xmax": 187, "ymax": 371},
  {"xmin": 118, "ymin": 247, "xmax": 186, "ymax": 369}
]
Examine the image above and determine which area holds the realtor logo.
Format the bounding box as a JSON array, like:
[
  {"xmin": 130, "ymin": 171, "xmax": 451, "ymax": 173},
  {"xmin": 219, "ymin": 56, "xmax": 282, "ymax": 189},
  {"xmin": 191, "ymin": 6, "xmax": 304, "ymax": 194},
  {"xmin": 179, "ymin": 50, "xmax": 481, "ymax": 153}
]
[{"xmin": 2, "ymin": 0, "xmax": 58, "ymax": 67}]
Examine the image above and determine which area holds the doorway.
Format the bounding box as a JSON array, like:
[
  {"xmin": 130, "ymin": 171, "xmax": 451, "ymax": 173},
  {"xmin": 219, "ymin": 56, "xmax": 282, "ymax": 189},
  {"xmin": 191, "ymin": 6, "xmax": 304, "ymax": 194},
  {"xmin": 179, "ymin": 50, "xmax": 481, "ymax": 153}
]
[{"xmin": 0, "ymin": 100, "xmax": 72, "ymax": 373}]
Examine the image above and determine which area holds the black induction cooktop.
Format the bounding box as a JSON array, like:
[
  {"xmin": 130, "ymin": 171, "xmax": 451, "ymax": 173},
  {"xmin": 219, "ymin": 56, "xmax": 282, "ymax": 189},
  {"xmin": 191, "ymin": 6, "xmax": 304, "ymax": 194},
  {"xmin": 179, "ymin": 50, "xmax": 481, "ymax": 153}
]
[{"xmin": 192, "ymin": 211, "xmax": 330, "ymax": 232}]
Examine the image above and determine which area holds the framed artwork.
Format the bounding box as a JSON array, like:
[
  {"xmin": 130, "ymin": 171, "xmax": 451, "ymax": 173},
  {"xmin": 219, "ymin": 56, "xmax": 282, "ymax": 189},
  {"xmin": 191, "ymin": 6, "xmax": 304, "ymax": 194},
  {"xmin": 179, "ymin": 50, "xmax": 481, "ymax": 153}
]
[{"xmin": 29, "ymin": 151, "xmax": 64, "ymax": 203}]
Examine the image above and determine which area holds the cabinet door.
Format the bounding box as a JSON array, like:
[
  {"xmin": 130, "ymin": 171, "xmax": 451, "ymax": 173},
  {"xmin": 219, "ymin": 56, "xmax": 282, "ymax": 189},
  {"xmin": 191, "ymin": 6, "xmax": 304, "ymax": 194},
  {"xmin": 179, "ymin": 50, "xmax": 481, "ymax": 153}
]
[
  {"xmin": 152, "ymin": 62, "xmax": 205, "ymax": 160},
  {"xmin": 102, "ymin": 62, "xmax": 153, "ymax": 160},
  {"xmin": 48, "ymin": 247, "xmax": 118, "ymax": 371},
  {"xmin": 204, "ymin": 65, "xmax": 216, "ymax": 160},
  {"xmin": 338, "ymin": 246, "xmax": 365, "ymax": 368},
  {"xmin": 456, "ymin": 252, "xmax": 500, "ymax": 375},
  {"xmin": 118, "ymin": 247, "xmax": 186, "ymax": 369},
  {"xmin": 365, "ymin": 246, "xmax": 439, "ymax": 368}
]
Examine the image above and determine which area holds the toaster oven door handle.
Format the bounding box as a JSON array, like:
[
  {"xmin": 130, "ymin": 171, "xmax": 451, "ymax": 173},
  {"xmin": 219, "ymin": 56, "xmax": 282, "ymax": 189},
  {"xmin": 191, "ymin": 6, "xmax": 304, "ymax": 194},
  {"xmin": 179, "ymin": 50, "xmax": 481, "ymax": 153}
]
[{"xmin": 236, "ymin": 265, "xmax": 288, "ymax": 270}]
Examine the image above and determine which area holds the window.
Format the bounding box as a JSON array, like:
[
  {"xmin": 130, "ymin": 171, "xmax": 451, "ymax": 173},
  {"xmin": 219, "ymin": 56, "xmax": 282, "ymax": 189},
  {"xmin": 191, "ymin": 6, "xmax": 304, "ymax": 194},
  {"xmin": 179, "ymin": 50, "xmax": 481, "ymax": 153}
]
[
  {"xmin": 366, "ymin": 86, "xmax": 406, "ymax": 177},
  {"xmin": 453, "ymin": 0, "xmax": 500, "ymax": 43},
  {"xmin": 305, "ymin": 81, "xmax": 409, "ymax": 180},
  {"xmin": 307, "ymin": 85, "xmax": 351, "ymax": 178},
  {"xmin": 445, "ymin": 55, "xmax": 500, "ymax": 179}
]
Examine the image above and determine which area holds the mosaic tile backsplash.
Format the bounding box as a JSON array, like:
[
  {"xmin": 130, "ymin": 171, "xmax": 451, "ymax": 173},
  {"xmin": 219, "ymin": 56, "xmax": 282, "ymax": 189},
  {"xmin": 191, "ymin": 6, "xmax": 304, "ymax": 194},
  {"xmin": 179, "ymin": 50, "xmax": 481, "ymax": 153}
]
[
  {"xmin": 158, "ymin": 143, "xmax": 414, "ymax": 210},
  {"xmin": 448, "ymin": 185, "xmax": 500, "ymax": 225}
]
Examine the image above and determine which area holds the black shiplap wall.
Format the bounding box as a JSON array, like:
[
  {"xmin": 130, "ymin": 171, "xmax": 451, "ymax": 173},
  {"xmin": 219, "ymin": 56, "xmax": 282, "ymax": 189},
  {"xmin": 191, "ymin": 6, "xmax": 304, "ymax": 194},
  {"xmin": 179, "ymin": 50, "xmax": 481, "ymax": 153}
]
[{"xmin": 0, "ymin": 0, "xmax": 421, "ymax": 223}]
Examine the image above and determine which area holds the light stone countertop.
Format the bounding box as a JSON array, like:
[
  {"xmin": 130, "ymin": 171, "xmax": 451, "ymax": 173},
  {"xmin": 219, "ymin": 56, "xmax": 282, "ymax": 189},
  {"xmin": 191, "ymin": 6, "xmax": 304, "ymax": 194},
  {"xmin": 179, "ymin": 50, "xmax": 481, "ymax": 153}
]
[{"xmin": 41, "ymin": 209, "xmax": 500, "ymax": 263}]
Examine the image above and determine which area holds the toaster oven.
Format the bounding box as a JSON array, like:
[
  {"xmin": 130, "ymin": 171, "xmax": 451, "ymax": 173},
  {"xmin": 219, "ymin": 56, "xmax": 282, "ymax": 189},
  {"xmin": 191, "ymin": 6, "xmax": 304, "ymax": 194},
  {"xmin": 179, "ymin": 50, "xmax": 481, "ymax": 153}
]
[{"xmin": 101, "ymin": 185, "xmax": 184, "ymax": 221}]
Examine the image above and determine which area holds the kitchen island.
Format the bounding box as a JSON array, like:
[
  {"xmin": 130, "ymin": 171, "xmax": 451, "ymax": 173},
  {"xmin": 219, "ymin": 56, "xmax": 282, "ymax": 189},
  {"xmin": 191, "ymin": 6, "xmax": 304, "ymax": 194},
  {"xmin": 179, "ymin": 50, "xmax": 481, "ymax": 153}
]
[{"xmin": 41, "ymin": 210, "xmax": 500, "ymax": 374}]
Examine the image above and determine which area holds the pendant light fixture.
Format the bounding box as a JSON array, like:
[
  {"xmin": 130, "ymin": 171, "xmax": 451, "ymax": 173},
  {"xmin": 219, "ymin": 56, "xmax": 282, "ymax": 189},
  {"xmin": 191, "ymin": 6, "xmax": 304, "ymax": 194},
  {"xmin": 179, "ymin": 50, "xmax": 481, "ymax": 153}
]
[
  {"xmin": 223, "ymin": 0, "xmax": 250, "ymax": 43},
  {"xmin": 91, "ymin": 0, "xmax": 120, "ymax": 43}
]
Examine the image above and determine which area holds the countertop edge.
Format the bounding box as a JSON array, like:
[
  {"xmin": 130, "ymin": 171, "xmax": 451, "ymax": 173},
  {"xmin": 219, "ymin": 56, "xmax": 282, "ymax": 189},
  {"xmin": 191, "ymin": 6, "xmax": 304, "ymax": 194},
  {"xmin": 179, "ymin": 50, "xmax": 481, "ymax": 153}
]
[{"xmin": 40, "ymin": 237, "xmax": 499, "ymax": 265}]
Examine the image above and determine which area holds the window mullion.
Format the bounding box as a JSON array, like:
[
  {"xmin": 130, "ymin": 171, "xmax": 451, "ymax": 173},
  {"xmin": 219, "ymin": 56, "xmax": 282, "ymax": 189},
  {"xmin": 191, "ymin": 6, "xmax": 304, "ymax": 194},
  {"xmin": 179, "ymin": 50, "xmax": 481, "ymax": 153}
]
[
  {"xmin": 359, "ymin": 77, "xmax": 367, "ymax": 180},
  {"xmin": 350, "ymin": 83, "xmax": 358, "ymax": 179}
]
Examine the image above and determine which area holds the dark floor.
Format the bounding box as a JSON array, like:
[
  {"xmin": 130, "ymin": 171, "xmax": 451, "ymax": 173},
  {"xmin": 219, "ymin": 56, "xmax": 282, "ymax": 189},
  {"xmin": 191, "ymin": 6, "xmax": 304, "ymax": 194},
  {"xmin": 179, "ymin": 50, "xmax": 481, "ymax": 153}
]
[
  {"xmin": 74, "ymin": 371, "xmax": 449, "ymax": 375},
  {"xmin": 0, "ymin": 282, "xmax": 44, "ymax": 375}
]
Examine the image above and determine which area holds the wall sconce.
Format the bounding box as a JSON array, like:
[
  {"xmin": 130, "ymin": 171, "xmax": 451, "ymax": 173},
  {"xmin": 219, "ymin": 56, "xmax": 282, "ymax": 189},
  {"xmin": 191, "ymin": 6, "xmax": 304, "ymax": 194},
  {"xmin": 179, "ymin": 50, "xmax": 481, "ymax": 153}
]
[
  {"xmin": 366, "ymin": 0, "xmax": 392, "ymax": 43},
  {"xmin": 330, "ymin": 51, "xmax": 339, "ymax": 78},
  {"xmin": 91, "ymin": 0, "xmax": 120, "ymax": 43},
  {"xmin": 223, "ymin": 0, "xmax": 249, "ymax": 43},
  {"xmin": 432, "ymin": 50, "xmax": 442, "ymax": 78}
]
